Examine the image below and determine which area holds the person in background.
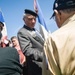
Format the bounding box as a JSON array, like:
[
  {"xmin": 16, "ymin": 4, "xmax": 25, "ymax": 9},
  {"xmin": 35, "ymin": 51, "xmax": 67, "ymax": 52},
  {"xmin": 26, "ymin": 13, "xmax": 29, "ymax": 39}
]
[
  {"xmin": 5, "ymin": 39, "xmax": 12, "ymax": 47},
  {"xmin": 0, "ymin": 21, "xmax": 4, "ymax": 47},
  {"xmin": 0, "ymin": 21, "xmax": 23, "ymax": 75},
  {"xmin": 17, "ymin": 9, "xmax": 44, "ymax": 75},
  {"xmin": 0, "ymin": 21, "xmax": 12, "ymax": 47},
  {"xmin": 11, "ymin": 36, "xmax": 26, "ymax": 75},
  {"xmin": 1, "ymin": 39, "xmax": 12, "ymax": 47},
  {"xmin": 11, "ymin": 36, "xmax": 25, "ymax": 65},
  {"xmin": 0, "ymin": 21, "xmax": 4, "ymax": 32},
  {"xmin": 43, "ymin": 0, "xmax": 75, "ymax": 75}
]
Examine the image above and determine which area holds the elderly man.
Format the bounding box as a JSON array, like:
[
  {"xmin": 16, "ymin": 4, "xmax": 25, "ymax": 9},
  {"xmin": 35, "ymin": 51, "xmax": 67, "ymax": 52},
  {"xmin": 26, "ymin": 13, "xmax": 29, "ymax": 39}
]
[
  {"xmin": 43, "ymin": 0, "xmax": 75, "ymax": 75},
  {"xmin": 0, "ymin": 21, "xmax": 23, "ymax": 75},
  {"xmin": 17, "ymin": 9, "xmax": 44, "ymax": 75}
]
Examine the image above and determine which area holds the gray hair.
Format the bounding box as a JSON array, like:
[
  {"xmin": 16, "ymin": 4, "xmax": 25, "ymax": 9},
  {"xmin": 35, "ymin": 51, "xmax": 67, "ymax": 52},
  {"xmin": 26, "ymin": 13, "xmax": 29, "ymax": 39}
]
[
  {"xmin": 23, "ymin": 14, "xmax": 32, "ymax": 20},
  {"xmin": 23, "ymin": 14, "xmax": 26, "ymax": 19}
]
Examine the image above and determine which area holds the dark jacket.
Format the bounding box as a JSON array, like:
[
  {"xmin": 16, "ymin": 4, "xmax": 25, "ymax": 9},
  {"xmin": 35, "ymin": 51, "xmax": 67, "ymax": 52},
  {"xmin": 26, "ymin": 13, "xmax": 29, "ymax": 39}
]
[
  {"xmin": 18, "ymin": 25, "xmax": 44, "ymax": 75},
  {"xmin": 0, "ymin": 47, "xmax": 22, "ymax": 75}
]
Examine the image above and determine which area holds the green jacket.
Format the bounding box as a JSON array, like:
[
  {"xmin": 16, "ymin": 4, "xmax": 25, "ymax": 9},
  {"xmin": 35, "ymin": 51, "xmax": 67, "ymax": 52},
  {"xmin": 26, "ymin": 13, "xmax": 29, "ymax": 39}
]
[{"xmin": 0, "ymin": 47, "xmax": 22, "ymax": 75}]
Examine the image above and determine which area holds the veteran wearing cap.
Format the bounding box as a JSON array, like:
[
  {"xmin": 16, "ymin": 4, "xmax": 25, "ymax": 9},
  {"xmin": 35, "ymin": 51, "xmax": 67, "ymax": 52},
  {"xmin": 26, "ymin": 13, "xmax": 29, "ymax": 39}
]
[
  {"xmin": 17, "ymin": 9, "xmax": 44, "ymax": 75},
  {"xmin": 43, "ymin": 0, "xmax": 75, "ymax": 75}
]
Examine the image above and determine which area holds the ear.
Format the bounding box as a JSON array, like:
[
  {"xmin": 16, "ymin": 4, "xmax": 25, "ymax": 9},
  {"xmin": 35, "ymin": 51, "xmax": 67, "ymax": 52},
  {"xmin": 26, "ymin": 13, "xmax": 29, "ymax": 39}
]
[{"xmin": 54, "ymin": 10, "xmax": 61, "ymax": 22}]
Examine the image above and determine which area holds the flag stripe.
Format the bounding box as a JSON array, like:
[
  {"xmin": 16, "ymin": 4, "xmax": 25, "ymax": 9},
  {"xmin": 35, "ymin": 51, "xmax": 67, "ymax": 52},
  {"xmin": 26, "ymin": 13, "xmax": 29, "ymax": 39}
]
[
  {"xmin": 34, "ymin": 0, "xmax": 49, "ymax": 40},
  {"xmin": 0, "ymin": 11, "xmax": 4, "ymax": 22},
  {"xmin": 34, "ymin": 0, "xmax": 48, "ymax": 31}
]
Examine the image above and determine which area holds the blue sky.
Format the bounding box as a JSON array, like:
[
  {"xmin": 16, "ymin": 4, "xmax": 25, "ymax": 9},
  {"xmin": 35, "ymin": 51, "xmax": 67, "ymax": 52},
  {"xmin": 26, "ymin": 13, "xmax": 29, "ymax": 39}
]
[{"xmin": 0, "ymin": 0, "xmax": 58, "ymax": 39}]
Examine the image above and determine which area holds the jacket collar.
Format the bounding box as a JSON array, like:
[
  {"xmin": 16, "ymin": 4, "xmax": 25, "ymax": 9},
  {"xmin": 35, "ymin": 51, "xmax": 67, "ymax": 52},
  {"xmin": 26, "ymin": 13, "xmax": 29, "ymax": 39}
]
[{"xmin": 23, "ymin": 25, "xmax": 35, "ymax": 31}]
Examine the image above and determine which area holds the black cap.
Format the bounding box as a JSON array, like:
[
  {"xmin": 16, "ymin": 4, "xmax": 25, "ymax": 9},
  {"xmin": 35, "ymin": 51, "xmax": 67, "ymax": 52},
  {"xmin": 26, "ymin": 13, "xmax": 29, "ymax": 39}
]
[
  {"xmin": 0, "ymin": 21, "xmax": 4, "ymax": 26},
  {"xmin": 51, "ymin": 0, "xmax": 75, "ymax": 19},
  {"xmin": 53, "ymin": 0, "xmax": 75, "ymax": 10},
  {"xmin": 25, "ymin": 9, "xmax": 38, "ymax": 17}
]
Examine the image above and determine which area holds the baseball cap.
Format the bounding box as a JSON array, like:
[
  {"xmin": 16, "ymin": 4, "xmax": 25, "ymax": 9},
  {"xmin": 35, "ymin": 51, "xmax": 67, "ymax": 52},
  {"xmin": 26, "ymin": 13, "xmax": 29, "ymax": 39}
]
[{"xmin": 51, "ymin": 0, "xmax": 75, "ymax": 19}]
